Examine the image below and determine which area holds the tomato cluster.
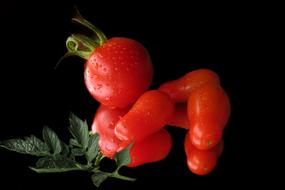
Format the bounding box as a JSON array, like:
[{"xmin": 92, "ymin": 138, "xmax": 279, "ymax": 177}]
[
  {"xmin": 160, "ymin": 69, "xmax": 230, "ymax": 175},
  {"xmin": 67, "ymin": 13, "xmax": 231, "ymax": 174}
]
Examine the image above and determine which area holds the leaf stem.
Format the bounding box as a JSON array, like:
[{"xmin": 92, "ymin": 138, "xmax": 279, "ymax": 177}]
[
  {"xmin": 94, "ymin": 152, "xmax": 104, "ymax": 167},
  {"xmin": 105, "ymin": 171, "xmax": 136, "ymax": 181}
]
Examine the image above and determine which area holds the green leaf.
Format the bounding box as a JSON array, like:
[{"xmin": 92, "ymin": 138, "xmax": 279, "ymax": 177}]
[
  {"xmin": 86, "ymin": 133, "xmax": 99, "ymax": 162},
  {"xmin": 31, "ymin": 155, "xmax": 82, "ymax": 173},
  {"xmin": 69, "ymin": 139, "xmax": 81, "ymax": 147},
  {"xmin": 114, "ymin": 144, "xmax": 133, "ymax": 168},
  {"xmin": 91, "ymin": 172, "xmax": 108, "ymax": 187},
  {"xmin": 61, "ymin": 141, "xmax": 70, "ymax": 156},
  {"xmin": 69, "ymin": 113, "xmax": 89, "ymax": 150},
  {"xmin": 71, "ymin": 148, "xmax": 85, "ymax": 156},
  {"xmin": 42, "ymin": 126, "xmax": 62, "ymax": 155},
  {"xmin": 0, "ymin": 135, "xmax": 50, "ymax": 156}
]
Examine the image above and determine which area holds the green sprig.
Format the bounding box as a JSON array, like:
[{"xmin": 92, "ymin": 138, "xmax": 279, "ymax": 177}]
[{"xmin": 0, "ymin": 113, "xmax": 135, "ymax": 187}]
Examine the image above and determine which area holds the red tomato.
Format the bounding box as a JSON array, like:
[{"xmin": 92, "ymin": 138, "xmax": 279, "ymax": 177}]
[
  {"xmin": 91, "ymin": 104, "xmax": 173, "ymax": 164},
  {"xmin": 168, "ymin": 103, "xmax": 190, "ymax": 129},
  {"xmin": 91, "ymin": 105, "xmax": 130, "ymax": 158},
  {"xmin": 114, "ymin": 90, "xmax": 174, "ymax": 145},
  {"xmin": 188, "ymin": 83, "xmax": 230, "ymax": 149},
  {"xmin": 184, "ymin": 132, "xmax": 222, "ymax": 175},
  {"xmin": 85, "ymin": 37, "xmax": 153, "ymax": 108},
  {"xmin": 159, "ymin": 69, "xmax": 220, "ymax": 102},
  {"xmin": 128, "ymin": 129, "xmax": 172, "ymax": 167}
]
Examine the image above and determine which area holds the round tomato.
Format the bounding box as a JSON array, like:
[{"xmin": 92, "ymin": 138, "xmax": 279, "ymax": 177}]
[{"xmin": 85, "ymin": 37, "xmax": 153, "ymax": 108}]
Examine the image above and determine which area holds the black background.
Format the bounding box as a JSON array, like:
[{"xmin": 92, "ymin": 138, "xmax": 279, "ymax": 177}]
[{"xmin": 0, "ymin": 0, "xmax": 278, "ymax": 189}]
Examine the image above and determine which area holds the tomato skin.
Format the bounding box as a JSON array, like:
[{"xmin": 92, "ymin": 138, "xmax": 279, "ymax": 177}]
[
  {"xmin": 91, "ymin": 105, "xmax": 130, "ymax": 158},
  {"xmin": 114, "ymin": 90, "xmax": 174, "ymax": 145},
  {"xmin": 188, "ymin": 84, "xmax": 230, "ymax": 149},
  {"xmin": 168, "ymin": 103, "xmax": 190, "ymax": 129},
  {"xmin": 184, "ymin": 133, "xmax": 221, "ymax": 175},
  {"xmin": 189, "ymin": 124, "xmax": 223, "ymax": 150},
  {"xmin": 128, "ymin": 129, "xmax": 172, "ymax": 167},
  {"xmin": 84, "ymin": 37, "xmax": 153, "ymax": 108},
  {"xmin": 159, "ymin": 69, "xmax": 220, "ymax": 103}
]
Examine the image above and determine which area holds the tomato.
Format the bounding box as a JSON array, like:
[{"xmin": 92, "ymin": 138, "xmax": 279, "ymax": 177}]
[
  {"xmin": 91, "ymin": 104, "xmax": 173, "ymax": 164},
  {"xmin": 187, "ymin": 83, "xmax": 230, "ymax": 149},
  {"xmin": 159, "ymin": 69, "xmax": 220, "ymax": 102},
  {"xmin": 168, "ymin": 103, "xmax": 190, "ymax": 129},
  {"xmin": 91, "ymin": 105, "xmax": 130, "ymax": 158},
  {"xmin": 184, "ymin": 133, "xmax": 222, "ymax": 175},
  {"xmin": 85, "ymin": 37, "xmax": 153, "ymax": 108},
  {"xmin": 128, "ymin": 129, "xmax": 172, "ymax": 167},
  {"xmin": 114, "ymin": 90, "xmax": 174, "ymax": 145}
]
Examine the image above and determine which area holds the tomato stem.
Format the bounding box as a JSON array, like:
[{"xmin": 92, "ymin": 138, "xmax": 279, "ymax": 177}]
[
  {"xmin": 56, "ymin": 33, "xmax": 97, "ymax": 67},
  {"xmin": 72, "ymin": 8, "xmax": 107, "ymax": 45},
  {"xmin": 56, "ymin": 9, "xmax": 108, "ymax": 68}
]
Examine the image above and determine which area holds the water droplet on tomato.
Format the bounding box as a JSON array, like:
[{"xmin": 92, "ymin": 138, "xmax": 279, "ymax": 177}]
[
  {"xmin": 105, "ymin": 144, "xmax": 112, "ymax": 151},
  {"xmin": 96, "ymin": 84, "xmax": 103, "ymax": 90}
]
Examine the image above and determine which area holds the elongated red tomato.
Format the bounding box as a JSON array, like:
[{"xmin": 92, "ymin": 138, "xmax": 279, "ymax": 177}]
[
  {"xmin": 91, "ymin": 105, "xmax": 173, "ymax": 165},
  {"xmin": 85, "ymin": 37, "xmax": 153, "ymax": 108},
  {"xmin": 184, "ymin": 133, "xmax": 222, "ymax": 175},
  {"xmin": 159, "ymin": 69, "xmax": 220, "ymax": 102},
  {"xmin": 114, "ymin": 90, "xmax": 174, "ymax": 145},
  {"xmin": 91, "ymin": 105, "xmax": 130, "ymax": 158},
  {"xmin": 168, "ymin": 103, "xmax": 189, "ymax": 129},
  {"xmin": 188, "ymin": 83, "xmax": 230, "ymax": 150},
  {"xmin": 128, "ymin": 129, "xmax": 172, "ymax": 167}
]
